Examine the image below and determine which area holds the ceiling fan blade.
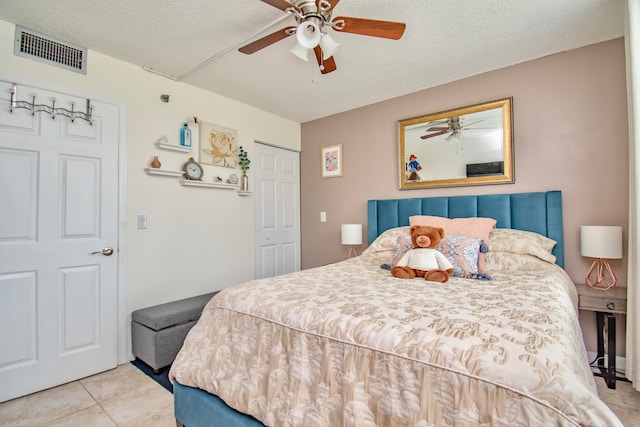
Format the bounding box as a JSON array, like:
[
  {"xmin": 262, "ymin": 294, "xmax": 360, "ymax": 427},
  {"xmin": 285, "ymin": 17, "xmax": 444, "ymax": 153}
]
[
  {"xmin": 259, "ymin": 0, "xmax": 296, "ymax": 12},
  {"xmin": 425, "ymin": 119, "xmax": 448, "ymax": 125},
  {"xmin": 426, "ymin": 126, "xmax": 449, "ymax": 131},
  {"xmin": 460, "ymin": 120, "xmax": 483, "ymax": 128},
  {"xmin": 239, "ymin": 27, "xmax": 296, "ymax": 54},
  {"xmin": 420, "ymin": 130, "xmax": 449, "ymax": 140},
  {"xmin": 332, "ymin": 16, "xmax": 406, "ymax": 39},
  {"xmin": 313, "ymin": 46, "xmax": 337, "ymax": 74}
]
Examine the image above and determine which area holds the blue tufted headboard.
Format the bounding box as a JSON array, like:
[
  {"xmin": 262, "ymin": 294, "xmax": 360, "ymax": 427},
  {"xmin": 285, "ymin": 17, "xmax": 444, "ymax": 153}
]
[{"xmin": 367, "ymin": 191, "xmax": 564, "ymax": 268}]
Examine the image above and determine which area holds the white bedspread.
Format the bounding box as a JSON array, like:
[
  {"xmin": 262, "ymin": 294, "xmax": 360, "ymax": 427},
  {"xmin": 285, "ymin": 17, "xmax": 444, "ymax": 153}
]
[{"xmin": 170, "ymin": 251, "xmax": 622, "ymax": 426}]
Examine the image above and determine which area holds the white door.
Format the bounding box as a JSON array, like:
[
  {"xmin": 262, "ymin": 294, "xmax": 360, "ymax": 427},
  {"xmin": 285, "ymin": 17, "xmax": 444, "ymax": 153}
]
[
  {"xmin": 0, "ymin": 81, "xmax": 120, "ymax": 402},
  {"xmin": 254, "ymin": 143, "xmax": 300, "ymax": 279}
]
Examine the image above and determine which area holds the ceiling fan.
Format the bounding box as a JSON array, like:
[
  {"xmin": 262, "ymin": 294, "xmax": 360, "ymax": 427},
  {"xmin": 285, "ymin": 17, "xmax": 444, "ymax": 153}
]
[
  {"xmin": 238, "ymin": 0, "xmax": 406, "ymax": 74},
  {"xmin": 420, "ymin": 116, "xmax": 484, "ymax": 141}
]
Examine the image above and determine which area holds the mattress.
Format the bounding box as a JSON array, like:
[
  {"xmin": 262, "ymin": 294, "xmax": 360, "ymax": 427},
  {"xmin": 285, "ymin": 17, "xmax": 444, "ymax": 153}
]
[{"xmin": 170, "ymin": 243, "xmax": 622, "ymax": 426}]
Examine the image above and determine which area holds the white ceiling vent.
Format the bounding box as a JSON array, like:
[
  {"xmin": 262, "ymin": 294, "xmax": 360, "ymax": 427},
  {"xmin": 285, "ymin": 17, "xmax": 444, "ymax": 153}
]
[{"xmin": 14, "ymin": 26, "xmax": 87, "ymax": 74}]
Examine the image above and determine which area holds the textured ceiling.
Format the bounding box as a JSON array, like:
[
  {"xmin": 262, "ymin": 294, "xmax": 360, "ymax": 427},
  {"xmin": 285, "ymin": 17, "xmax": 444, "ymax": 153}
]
[{"xmin": 0, "ymin": 0, "xmax": 625, "ymax": 123}]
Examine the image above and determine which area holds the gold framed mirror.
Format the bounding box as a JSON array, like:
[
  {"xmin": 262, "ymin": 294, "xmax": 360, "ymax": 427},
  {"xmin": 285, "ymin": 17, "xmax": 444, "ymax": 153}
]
[{"xmin": 399, "ymin": 97, "xmax": 514, "ymax": 189}]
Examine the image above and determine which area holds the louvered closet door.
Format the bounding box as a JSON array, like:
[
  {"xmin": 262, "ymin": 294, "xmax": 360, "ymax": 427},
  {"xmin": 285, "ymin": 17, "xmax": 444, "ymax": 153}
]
[{"xmin": 0, "ymin": 81, "xmax": 120, "ymax": 402}]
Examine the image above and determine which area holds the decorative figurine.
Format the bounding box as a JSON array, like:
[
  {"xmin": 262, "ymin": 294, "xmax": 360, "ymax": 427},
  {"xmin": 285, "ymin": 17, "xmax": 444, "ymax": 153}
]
[{"xmin": 150, "ymin": 156, "xmax": 161, "ymax": 168}]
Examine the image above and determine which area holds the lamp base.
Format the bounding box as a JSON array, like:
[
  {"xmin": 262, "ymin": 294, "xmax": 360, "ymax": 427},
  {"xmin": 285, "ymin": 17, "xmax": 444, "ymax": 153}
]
[
  {"xmin": 345, "ymin": 245, "xmax": 359, "ymax": 260},
  {"xmin": 585, "ymin": 258, "xmax": 617, "ymax": 290}
]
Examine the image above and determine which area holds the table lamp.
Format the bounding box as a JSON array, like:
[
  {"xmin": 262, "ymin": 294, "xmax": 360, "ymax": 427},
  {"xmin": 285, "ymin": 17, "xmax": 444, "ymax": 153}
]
[
  {"xmin": 580, "ymin": 225, "xmax": 622, "ymax": 290},
  {"xmin": 341, "ymin": 224, "xmax": 362, "ymax": 259}
]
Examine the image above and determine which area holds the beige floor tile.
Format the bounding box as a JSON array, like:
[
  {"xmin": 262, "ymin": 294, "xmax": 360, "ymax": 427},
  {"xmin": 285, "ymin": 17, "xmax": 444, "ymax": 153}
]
[
  {"xmin": 98, "ymin": 375, "xmax": 174, "ymax": 427},
  {"xmin": 46, "ymin": 404, "xmax": 117, "ymax": 427},
  {"xmin": 597, "ymin": 379, "xmax": 640, "ymax": 410},
  {"xmin": 605, "ymin": 403, "xmax": 640, "ymax": 427},
  {"xmin": 114, "ymin": 410, "xmax": 176, "ymax": 427},
  {"xmin": 0, "ymin": 381, "xmax": 97, "ymax": 427},
  {"xmin": 80, "ymin": 363, "xmax": 159, "ymax": 403}
]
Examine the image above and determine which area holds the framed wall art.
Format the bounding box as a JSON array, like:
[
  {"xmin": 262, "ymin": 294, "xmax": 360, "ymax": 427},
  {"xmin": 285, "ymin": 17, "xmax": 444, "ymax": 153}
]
[
  {"xmin": 199, "ymin": 121, "xmax": 238, "ymax": 168},
  {"xmin": 321, "ymin": 144, "xmax": 343, "ymax": 178}
]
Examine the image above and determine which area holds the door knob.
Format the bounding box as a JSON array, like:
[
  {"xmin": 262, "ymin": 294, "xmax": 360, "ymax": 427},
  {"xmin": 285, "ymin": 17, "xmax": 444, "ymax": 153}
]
[{"xmin": 91, "ymin": 247, "xmax": 114, "ymax": 256}]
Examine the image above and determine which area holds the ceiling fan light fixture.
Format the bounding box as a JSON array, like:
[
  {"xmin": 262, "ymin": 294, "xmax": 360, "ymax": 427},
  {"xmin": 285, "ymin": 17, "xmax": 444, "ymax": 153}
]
[
  {"xmin": 290, "ymin": 42, "xmax": 310, "ymax": 61},
  {"xmin": 236, "ymin": 0, "xmax": 407, "ymax": 76},
  {"xmin": 296, "ymin": 21, "xmax": 321, "ymax": 49},
  {"xmin": 319, "ymin": 33, "xmax": 340, "ymax": 59}
]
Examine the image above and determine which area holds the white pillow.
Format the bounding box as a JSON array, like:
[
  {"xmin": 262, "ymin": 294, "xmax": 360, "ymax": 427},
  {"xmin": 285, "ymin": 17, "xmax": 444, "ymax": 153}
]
[
  {"xmin": 488, "ymin": 228, "xmax": 556, "ymax": 263},
  {"xmin": 364, "ymin": 226, "xmax": 410, "ymax": 253}
]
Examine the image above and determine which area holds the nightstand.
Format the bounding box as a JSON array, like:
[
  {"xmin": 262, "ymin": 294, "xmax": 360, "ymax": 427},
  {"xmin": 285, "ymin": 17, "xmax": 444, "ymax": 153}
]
[{"xmin": 575, "ymin": 283, "xmax": 627, "ymax": 389}]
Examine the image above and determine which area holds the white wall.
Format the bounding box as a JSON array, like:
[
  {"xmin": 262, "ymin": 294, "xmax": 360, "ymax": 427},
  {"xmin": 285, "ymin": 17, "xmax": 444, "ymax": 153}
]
[{"xmin": 0, "ymin": 19, "xmax": 301, "ymax": 357}]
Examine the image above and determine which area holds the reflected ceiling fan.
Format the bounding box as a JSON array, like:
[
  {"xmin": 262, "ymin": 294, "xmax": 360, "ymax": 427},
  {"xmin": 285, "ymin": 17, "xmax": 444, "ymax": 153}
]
[
  {"xmin": 238, "ymin": 0, "xmax": 406, "ymax": 74},
  {"xmin": 421, "ymin": 116, "xmax": 485, "ymax": 141}
]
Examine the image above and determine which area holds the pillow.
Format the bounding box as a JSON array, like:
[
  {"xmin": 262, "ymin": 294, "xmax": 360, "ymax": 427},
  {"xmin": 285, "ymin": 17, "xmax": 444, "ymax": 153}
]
[
  {"xmin": 391, "ymin": 235, "xmax": 490, "ymax": 280},
  {"xmin": 409, "ymin": 216, "xmax": 497, "ymax": 272},
  {"xmin": 484, "ymin": 251, "xmax": 557, "ymax": 273},
  {"xmin": 364, "ymin": 226, "xmax": 410, "ymax": 253},
  {"xmin": 438, "ymin": 235, "xmax": 490, "ymax": 280},
  {"xmin": 489, "ymin": 228, "xmax": 557, "ymax": 263},
  {"xmin": 391, "ymin": 235, "xmax": 413, "ymax": 266}
]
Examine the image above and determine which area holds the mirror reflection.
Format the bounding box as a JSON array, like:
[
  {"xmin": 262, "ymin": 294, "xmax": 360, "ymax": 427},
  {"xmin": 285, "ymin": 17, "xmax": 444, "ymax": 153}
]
[{"xmin": 399, "ymin": 98, "xmax": 514, "ymax": 189}]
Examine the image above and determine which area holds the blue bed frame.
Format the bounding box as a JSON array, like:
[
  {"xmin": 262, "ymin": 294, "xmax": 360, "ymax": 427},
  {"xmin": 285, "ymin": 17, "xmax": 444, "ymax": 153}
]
[{"xmin": 174, "ymin": 190, "xmax": 565, "ymax": 426}]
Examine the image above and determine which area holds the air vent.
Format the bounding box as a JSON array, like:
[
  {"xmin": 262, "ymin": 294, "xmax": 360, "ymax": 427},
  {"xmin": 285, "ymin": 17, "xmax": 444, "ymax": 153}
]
[{"xmin": 14, "ymin": 26, "xmax": 87, "ymax": 74}]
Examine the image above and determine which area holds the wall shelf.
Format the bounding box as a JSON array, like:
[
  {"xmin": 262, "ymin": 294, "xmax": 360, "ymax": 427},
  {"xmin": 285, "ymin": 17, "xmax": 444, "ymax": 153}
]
[
  {"xmin": 155, "ymin": 141, "xmax": 191, "ymax": 152},
  {"xmin": 179, "ymin": 178, "xmax": 239, "ymax": 190},
  {"xmin": 145, "ymin": 168, "xmax": 184, "ymax": 177}
]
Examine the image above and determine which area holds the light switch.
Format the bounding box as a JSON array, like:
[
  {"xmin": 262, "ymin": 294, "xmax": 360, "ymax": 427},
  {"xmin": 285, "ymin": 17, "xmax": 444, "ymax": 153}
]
[
  {"xmin": 320, "ymin": 211, "xmax": 327, "ymax": 222},
  {"xmin": 137, "ymin": 215, "xmax": 148, "ymax": 229}
]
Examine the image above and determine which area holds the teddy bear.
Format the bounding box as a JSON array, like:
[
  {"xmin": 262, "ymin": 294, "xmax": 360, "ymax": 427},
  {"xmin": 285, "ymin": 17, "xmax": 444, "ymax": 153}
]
[{"xmin": 391, "ymin": 224, "xmax": 454, "ymax": 283}]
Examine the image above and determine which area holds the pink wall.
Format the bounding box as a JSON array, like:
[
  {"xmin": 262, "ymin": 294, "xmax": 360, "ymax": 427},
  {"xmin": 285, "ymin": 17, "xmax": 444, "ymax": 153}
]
[{"xmin": 300, "ymin": 38, "xmax": 629, "ymax": 354}]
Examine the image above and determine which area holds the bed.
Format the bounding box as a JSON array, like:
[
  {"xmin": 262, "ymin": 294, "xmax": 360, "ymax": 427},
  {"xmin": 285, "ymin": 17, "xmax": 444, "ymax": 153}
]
[{"xmin": 169, "ymin": 190, "xmax": 622, "ymax": 426}]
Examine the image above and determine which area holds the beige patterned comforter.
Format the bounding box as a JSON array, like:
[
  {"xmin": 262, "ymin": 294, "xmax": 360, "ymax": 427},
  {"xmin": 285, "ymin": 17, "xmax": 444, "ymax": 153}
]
[{"xmin": 170, "ymin": 251, "xmax": 622, "ymax": 426}]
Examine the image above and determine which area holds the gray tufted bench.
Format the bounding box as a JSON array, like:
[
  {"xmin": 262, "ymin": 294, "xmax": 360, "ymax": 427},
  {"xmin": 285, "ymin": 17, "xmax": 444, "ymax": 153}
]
[{"xmin": 131, "ymin": 291, "xmax": 219, "ymax": 373}]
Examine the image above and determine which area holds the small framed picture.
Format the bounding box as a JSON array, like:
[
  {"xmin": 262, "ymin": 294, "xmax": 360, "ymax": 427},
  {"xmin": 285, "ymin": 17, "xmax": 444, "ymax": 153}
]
[{"xmin": 321, "ymin": 144, "xmax": 343, "ymax": 178}]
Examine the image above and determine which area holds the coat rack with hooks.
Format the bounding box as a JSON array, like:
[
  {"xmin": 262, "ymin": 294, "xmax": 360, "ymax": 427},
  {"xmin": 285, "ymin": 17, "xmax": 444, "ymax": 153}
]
[{"xmin": 8, "ymin": 83, "xmax": 94, "ymax": 125}]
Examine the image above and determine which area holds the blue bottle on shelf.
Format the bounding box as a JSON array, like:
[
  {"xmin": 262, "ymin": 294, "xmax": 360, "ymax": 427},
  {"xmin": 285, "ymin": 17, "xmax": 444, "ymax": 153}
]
[{"xmin": 180, "ymin": 123, "xmax": 191, "ymax": 148}]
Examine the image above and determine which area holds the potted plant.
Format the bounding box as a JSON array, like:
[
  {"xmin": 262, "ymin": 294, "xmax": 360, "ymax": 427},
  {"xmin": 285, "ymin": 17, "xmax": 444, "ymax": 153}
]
[{"xmin": 238, "ymin": 146, "xmax": 251, "ymax": 191}]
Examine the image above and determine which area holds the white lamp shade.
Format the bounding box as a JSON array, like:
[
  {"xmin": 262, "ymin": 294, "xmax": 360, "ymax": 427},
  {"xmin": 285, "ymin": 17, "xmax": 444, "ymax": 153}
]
[
  {"xmin": 580, "ymin": 225, "xmax": 622, "ymax": 259},
  {"xmin": 319, "ymin": 33, "xmax": 340, "ymax": 59},
  {"xmin": 341, "ymin": 224, "xmax": 363, "ymax": 245},
  {"xmin": 289, "ymin": 42, "xmax": 310, "ymax": 61},
  {"xmin": 296, "ymin": 21, "xmax": 321, "ymax": 49}
]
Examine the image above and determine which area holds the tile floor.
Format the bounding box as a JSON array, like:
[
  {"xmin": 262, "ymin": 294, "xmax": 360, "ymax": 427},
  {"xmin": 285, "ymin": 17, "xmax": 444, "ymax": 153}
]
[
  {"xmin": 1, "ymin": 363, "xmax": 640, "ymax": 426},
  {"xmin": 0, "ymin": 363, "xmax": 174, "ymax": 427},
  {"xmin": 596, "ymin": 378, "xmax": 640, "ymax": 427}
]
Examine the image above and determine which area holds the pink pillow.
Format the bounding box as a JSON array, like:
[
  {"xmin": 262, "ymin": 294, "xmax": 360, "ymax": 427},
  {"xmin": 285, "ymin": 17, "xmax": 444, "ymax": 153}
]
[{"xmin": 409, "ymin": 216, "xmax": 497, "ymax": 273}]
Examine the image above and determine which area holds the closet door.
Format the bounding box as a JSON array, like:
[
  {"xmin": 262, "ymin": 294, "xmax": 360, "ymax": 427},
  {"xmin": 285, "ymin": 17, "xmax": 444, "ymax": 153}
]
[{"xmin": 254, "ymin": 143, "xmax": 300, "ymax": 279}]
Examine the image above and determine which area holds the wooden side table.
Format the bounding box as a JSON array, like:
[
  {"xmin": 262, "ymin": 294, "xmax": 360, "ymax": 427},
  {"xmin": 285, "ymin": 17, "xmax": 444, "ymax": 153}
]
[{"xmin": 575, "ymin": 283, "xmax": 627, "ymax": 389}]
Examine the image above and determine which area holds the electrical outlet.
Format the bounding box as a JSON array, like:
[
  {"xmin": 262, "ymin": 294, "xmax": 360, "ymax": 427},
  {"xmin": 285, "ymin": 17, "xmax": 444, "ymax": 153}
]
[
  {"xmin": 320, "ymin": 211, "xmax": 327, "ymax": 222},
  {"xmin": 137, "ymin": 215, "xmax": 148, "ymax": 229}
]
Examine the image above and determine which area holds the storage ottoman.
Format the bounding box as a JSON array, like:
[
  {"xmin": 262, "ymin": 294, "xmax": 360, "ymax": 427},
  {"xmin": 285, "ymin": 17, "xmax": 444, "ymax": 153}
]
[{"xmin": 131, "ymin": 291, "xmax": 219, "ymax": 373}]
